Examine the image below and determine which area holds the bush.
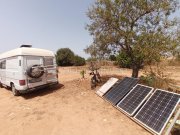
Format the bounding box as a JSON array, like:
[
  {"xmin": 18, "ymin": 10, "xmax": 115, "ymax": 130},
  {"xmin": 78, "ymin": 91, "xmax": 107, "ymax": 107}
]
[
  {"xmin": 56, "ymin": 48, "xmax": 75, "ymax": 66},
  {"xmin": 140, "ymin": 64, "xmax": 173, "ymax": 89},
  {"xmin": 140, "ymin": 74, "xmax": 172, "ymax": 89},
  {"xmin": 56, "ymin": 48, "xmax": 86, "ymax": 66},
  {"xmin": 116, "ymin": 51, "xmax": 132, "ymax": 68},
  {"xmin": 74, "ymin": 55, "xmax": 86, "ymax": 66},
  {"xmin": 109, "ymin": 55, "xmax": 116, "ymax": 61},
  {"xmin": 140, "ymin": 73, "xmax": 156, "ymax": 87}
]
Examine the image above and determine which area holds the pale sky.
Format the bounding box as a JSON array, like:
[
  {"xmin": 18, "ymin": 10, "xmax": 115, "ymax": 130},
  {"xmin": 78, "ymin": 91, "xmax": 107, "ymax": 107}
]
[{"xmin": 0, "ymin": 0, "xmax": 179, "ymax": 58}]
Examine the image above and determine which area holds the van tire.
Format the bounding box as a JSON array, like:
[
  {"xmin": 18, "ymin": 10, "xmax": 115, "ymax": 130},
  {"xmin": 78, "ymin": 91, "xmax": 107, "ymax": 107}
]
[
  {"xmin": 0, "ymin": 82, "xmax": 2, "ymax": 88},
  {"xmin": 11, "ymin": 84, "xmax": 20, "ymax": 96}
]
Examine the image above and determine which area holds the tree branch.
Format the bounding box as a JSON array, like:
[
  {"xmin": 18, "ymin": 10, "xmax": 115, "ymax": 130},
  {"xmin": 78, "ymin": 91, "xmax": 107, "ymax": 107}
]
[{"xmin": 131, "ymin": 8, "xmax": 155, "ymax": 30}]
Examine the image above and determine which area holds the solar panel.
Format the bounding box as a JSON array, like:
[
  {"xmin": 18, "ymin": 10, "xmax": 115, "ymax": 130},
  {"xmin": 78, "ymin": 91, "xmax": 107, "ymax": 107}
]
[
  {"xmin": 117, "ymin": 84, "xmax": 153, "ymax": 116},
  {"xmin": 103, "ymin": 77, "xmax": 139, "ymax": 105},
  {"xmin": 96, "ymin": 78, "xmax": 118, "ymax": 97},
  {"xmin": 134, "ymin": 89, "xmax": 180, "ymax": 135}
]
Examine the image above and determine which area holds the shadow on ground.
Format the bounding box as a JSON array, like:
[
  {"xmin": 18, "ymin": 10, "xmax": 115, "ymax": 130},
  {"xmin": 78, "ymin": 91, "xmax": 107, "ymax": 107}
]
[{"xmin": 22, "ymin": 83, "xmax": 64, "ymax": 99}]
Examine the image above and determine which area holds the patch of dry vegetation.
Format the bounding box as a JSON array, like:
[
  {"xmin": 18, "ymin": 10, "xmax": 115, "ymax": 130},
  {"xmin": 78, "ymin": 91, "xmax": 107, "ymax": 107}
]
[{"xmin": 140, "ymin": 61, "xmax": 180, "ymax": 93}]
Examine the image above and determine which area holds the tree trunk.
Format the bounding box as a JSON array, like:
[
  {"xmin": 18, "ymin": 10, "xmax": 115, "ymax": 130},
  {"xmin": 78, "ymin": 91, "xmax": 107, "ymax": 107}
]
[{"xmin": 131, "ymin": 66, "xmax": 140, "ymax": 78}]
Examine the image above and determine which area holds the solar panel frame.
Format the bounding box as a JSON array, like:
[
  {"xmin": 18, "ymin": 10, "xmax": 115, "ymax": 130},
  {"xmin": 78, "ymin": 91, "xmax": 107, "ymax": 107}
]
[
  {"xmin": 96, "ymin": 78, "xmax": 119, "ymax": 97},
  {"xmin": 101, "ymin": 80, "xmax": 122, "ymax": 105},
  {"xmin": 103, "ymin": 77, "xmax": 139, "ymax": 106},
  {"xmin": 116, "ymin": 84, "xmax": 154, "ymax": 116},
  {"xmin": 134, "ymin": 89, "xmax": 180, "ymax": 135}
]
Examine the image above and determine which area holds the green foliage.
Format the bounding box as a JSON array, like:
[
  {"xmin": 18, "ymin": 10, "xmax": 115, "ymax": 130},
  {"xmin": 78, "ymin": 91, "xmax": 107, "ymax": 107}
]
[
  {"xmin": 84, "ymin": 44, "xmax": 98, "ymax": 59},
  {"xmin": 84, "ymin": 44, "xmax": 111, "ymax": 59},
  {"xmin": 140, "ymin": 73, "xmax": 156, "ymax": 87},
  {"xmin": 56, "ymin": 48, "xmax": 86, "ymax": 66},
  {"xmin": 140, "ymin": 63, "xmax": 173, "ymax": 89},
  {"xmin": 86, "ymin": 0, "xmax": 179, "ymax": 78},
  {"xmin": 170, "ymin": 30, "xmax": 180, "ymax": 60},
  {"xmin": 56, "ymin": 48, "xmax": 75, "ymax": 66},
  {"xmin": 140, "ymin": 73, "xmax": 171, "ymax": 89},
  {"xmin": 109, "ymin": 55, "xmax": 116, "ymax": 61},
  {"xmin": 80, "ymin": 70, "xmax": 86, "ymax": 79},
  {"xmin": 116, "ymin": 51, "xmax": 131, "ymax": 68},
  {"xmin": 74, "ymin": 55, "xmax": 86, "ymax": 66}
]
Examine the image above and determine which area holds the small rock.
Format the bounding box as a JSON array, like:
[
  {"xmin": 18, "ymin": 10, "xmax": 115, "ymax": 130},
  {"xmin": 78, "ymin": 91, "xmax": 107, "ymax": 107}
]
[{"xmin": 103, "ymin": 118, "xmax": 107, "ymax": 122}]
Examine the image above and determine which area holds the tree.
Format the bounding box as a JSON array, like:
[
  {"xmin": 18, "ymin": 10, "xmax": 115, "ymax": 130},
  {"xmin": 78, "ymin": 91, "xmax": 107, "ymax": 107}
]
[
  {"xmin": 84, "ymin": 43, "xmax": 111, "ymax": 59},
  {"xmin": 84, "ymin": 44, "xmax": 98, "ymax": 59},
  {"xmin": 56, "ymin": 48, "xmax": 75, "ymax": 66},
  {"xmin": 171, "ymin": 29, "xmax": 180, "ymax": 60},
  {"xmin": 109, "ymin": 54, "xmax": 116, "ymax": 61},
  {"xmin": 86, "ymin": 0, "xmax": 179, "ymax": 78},
  {"xmin": 116, "ymin": 51, "xmax": 132, "ymax": 68},
  {"xmin": 56, "ymin": 48, "xmax": 86, "ymax": 66},
  {"xmin": 74, "ymin": 55, "xmax": 86, "ymax": 66}
]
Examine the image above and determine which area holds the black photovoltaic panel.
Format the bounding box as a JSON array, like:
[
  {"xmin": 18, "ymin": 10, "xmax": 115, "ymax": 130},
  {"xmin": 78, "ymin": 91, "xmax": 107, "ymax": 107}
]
[
  {"xmin": 135, "ymin": 89, "xmax": 180, "ymax": 135},
  {"xmin": 117, "ymin": 84, "xmax": 153, "ymax": 116},
  {"xmin": 103, "ymin": 77, "xmax": 139, "ymax": 105}
]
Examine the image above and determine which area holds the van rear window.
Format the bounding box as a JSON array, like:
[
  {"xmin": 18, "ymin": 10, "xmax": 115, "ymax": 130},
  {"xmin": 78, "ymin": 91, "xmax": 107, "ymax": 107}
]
[{"xmin": 26, "ymin": 56, "xmax": 43, "ymax": 67}]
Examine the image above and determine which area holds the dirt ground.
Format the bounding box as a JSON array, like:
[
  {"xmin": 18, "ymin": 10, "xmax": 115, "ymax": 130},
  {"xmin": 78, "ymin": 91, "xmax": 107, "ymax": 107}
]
[{"xmin": 0, "ymin": 66, "xmax": 179, "ymax": 135}]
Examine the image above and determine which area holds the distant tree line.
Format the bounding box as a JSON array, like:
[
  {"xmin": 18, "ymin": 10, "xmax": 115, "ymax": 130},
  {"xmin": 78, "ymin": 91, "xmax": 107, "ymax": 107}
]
[{"xmin": 56, "ymin": 48, "xmax": 86, "ymax": 66}]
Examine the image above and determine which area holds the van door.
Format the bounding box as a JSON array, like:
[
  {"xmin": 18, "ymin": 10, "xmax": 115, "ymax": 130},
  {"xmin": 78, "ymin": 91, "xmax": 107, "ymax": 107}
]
[
  {"xmin": 26, "ymin": 56, "xmax": 46, "ymax": 88},
  {"xmin": 44, "ymin": 57, "xmax": 57, "ymax": 83}
]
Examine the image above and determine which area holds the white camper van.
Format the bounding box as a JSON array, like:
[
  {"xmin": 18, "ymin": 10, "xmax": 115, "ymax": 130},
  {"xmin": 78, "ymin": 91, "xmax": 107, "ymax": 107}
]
[{"xmin": 0, "ymin": 45, "xmax": 58, "ymax": 96}]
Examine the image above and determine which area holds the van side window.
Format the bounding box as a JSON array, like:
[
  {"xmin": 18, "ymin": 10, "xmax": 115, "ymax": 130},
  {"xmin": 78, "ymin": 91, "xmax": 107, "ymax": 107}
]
[
  {"xmin": 6, "ymin": 57, "xmax": 18, "ymax": 70},
  {"xmin": 1, "ymin": 60, "xmax": 6, "ymax": 69},
  {"xmin": 0, "ymin": 61, "xmax": 2, "ymax": 69},
  {"xmin": 19, "ymin": 60, "xmax": 21, "ymax": 66}
]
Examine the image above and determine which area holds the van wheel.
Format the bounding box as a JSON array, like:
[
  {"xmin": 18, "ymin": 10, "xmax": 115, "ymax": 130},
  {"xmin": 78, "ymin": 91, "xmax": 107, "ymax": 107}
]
[
  {"xmin": 11, "ymin": 84, "xmax": 20, "ymax": 96},
  {"xmin": 0, "ymin": 82, "xmax": 2, "ymax": 88}
]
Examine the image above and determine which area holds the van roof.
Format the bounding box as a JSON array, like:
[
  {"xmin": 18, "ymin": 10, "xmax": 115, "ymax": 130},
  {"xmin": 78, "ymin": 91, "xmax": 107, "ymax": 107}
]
[{"xmin": 0, "ymin": 47, "xmax": 55, "ymax": 59}]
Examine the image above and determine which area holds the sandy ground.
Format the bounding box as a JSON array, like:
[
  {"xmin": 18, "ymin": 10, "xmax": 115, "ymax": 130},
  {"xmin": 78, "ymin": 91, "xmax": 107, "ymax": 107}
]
[{"xmin": 0, "ymin": 66, "xmax": 179, "ymax": 135}]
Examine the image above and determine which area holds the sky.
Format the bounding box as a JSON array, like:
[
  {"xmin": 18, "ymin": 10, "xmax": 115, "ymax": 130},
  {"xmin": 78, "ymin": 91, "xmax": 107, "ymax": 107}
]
[
  {"xmin": 0, "ymin": 0, "xmax": 95, "ymax": 58},
  {"xmin": 0, "ymin": 0, "xmax": 179, "ymax": 58}
]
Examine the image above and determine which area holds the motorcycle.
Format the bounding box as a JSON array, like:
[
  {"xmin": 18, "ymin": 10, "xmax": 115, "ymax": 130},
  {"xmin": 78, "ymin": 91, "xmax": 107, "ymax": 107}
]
[{"xmin": 89, "ymin": 69, "xmax": 101, "ymax": 89}]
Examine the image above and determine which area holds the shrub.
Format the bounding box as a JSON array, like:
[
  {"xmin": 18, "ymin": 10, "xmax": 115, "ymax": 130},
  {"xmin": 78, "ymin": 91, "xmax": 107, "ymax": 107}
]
[
  {"xmin": 140, "ymin": 64, "xmax": 174, "ymax": 89},
  {"xmin": 80, "ymin": 70, "xmax": 86, "ymax": 78},
  {"xmin": 56, "ymin": 48, "xmax": 75, "ymax": 66},
  {"xmin": 116, "ymin": 51, "xmax": 132, "ymax": 68},
  {"xmin": 140, "ymin": 73, "xmax": 156, "ymax": 87},
  {"xmin": 140, "ymin": 74, "xmax": 172, "ymax": 89},
  {"xmin": 74, "ymin": 55, "xmax": 86, "ymax": 66},
  {"xmin": 109, "ymin": 55, "xmax": 116, "ymax": 61}
]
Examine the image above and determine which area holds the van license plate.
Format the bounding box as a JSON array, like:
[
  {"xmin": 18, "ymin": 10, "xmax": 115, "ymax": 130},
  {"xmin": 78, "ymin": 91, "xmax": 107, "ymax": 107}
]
[{"xmin": 29, "ymin": 78, "xmax": 42, "ymax": 83}]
